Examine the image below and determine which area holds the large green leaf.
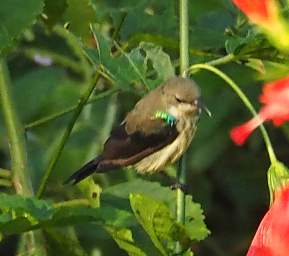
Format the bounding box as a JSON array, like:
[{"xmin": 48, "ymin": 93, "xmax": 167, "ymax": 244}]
[
  {"xmin": 129, "ymin": 193, "xmax": 170, "ymax": 256},
  {"xmin": 129, "ymin": 192, "xmax": 209, "ymax": 255},
  {"xmin": 0, "ymin": 193, "xmax": 132, "ymax": 237},
  {"xmin": 0, "ymin": 0, "xmax": 44, "ymax": 55},
  {"xmin": 104, "ymin": 179, "xmax": 209, "ymax": 239},
  {"xmin": 86, "ymin": 27, "xmax": 174, "ymax": 90},
  {"xmin": 139, "ymin": 42, "xmax": 174, "ymax": 88}
]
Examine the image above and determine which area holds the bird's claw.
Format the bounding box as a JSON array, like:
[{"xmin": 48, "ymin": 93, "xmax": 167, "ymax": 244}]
[{"xmin": 170, "ymin": 183, "xmax": 189, "ymax": 194}]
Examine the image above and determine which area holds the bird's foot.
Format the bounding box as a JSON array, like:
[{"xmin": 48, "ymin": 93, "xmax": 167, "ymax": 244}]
[{"xmin": 170, "ymin": 182, "xmax": 189, "ymax": 194}]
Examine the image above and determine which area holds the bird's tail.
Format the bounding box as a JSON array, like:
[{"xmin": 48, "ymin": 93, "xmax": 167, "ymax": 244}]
[{"xmin": 64, "ymin": 157, "xmax": 101, "ymax": 185}]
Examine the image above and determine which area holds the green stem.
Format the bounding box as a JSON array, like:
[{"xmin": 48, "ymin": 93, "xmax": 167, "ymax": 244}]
[
  {"xmin": 206, "ymin": 53, "xmax": 235, "ymax": 67},
  {"xmin": 36, "ymin": 73, "xmax": 101, "ymax": 198},
  {"xmin": 53, "ymin": 199, "xmax": 91, "ymax": 208},
  {"xmin": 0, "ymin": 59, "xmax": 47, "ymax": 254},
  {"xmin": 176, "ymin": 0, "xmax": 189, "ymax": 253},
  {"xmin": 188, "ymin": 64, "xmax": 277, "ymax": 164},
  {"xmin": 25, "ymin": 89, "xmax": 118, "ymax": 130},
  {"xmin": 0, "ymin": 59, "xmax": 33, "ymax": 195}
]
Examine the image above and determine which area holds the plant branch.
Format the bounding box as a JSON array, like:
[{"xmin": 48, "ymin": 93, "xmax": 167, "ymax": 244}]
[
  {"xmin": 206, "ymin": 53, "xmax": 235, "ymax": 67},
  {"xmin": 53, "ymin": 199, "xmax": 91, "ymax": 208},
  {"xmin": 0, "ymin": 59, "xmax": 33, "ymax": 195},
  {"xmin": 36, "ymin": 72, "xmax": 102, "ymax": 198},
  {"xmin": 0, "ymin": 58, "xmax": 47, "ymax": 254},
  {"xmin": 188, "ymin": 64, "xmax": 277, "ymax": 164},
  {"xmin": 176, "ymin": 0, "xmax": 189, "ymax": 253},
  {"xmin": 25, "ymin": 89, "xmax": 118, "ymax": 130}
]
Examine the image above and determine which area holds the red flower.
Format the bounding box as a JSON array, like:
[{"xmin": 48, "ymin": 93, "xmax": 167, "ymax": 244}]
[
  {"xmin": 247, "ymin": 185, "xmax": 289, "ymax": 256},
  {"xmin": 232, "ymin": 0, "xmax": 278, "ymax": 25},
  {"xmin": 230, "ymin": 76, "xmax": 289, "ymax": 145}
]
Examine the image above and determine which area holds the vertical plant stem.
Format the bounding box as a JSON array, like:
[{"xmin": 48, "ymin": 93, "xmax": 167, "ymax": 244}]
[
  {"xmin": 0, "ymin": 59, "xmax": 46, "ymax": 255},
  {"xmin": 0, "ymin": 59, "xmax": 33, "ymax": 195},
  {"xmin": 36, "ymin": 73, "xmax": 101, "ymax": 198},
  {"xmin": 176, "ymin": 0, "xmax": 189, "ymax": 253}
]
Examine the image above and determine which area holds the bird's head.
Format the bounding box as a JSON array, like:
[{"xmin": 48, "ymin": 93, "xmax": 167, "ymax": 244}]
[{"xmin": 161, "ymin": 77, "xmax": 202, "ymax": 117}]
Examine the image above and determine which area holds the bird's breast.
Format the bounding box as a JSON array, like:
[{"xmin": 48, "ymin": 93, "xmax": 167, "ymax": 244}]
[{"xmin": 134, "ymin": 115, "xmax": 199, "ymax": 173}]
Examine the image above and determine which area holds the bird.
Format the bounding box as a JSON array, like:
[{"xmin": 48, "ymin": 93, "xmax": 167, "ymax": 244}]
[{"xmin": 64, "ymin": 76, "xmax": 207, "ymax": 185}]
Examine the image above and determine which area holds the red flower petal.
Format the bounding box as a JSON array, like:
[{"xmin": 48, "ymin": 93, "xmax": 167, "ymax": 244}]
[
  {"xmin": 230, "ymin": 116, "xmax": 265, "ymax": 145},
  {"xmin": 231, "ymin": 76, "xmax": 289, "ymax": 145},
  {"xmin": 260, "ymin": 77, "xmax": 289, "ymax": 104},
  {"xmin": 247, "ymin": 186, "xmax": 289, "ymax": 256},
  {"xmin": 233, "ymin": 0, "xmax": 271, "ymax": 22}
]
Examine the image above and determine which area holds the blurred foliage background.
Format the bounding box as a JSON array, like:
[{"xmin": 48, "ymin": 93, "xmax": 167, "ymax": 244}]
[{"xmin": 1, "ymin": 0, "xmax": 289, "ymax": 255}]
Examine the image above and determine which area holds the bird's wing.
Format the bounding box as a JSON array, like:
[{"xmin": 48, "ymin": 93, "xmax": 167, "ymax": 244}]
[{"xmin": 99, "ymin": 119, "xmax": 178, "ymax": 168}]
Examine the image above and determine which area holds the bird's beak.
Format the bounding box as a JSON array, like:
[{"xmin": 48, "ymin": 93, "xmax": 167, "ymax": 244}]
[{"xmin": 196, "ymin": 99, "xmax": 212, "ymax": 117}]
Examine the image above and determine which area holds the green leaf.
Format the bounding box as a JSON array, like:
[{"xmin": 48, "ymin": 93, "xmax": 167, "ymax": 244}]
[
  {"xmin": 105, "ymin": 179, "xmax": 209, "ymax": 242},
  {"xmin": 0, "ymin": 0, "xmax": 44, "ymax": 55},
  {"xmin": 87, "ymin": 27, "xmax": 175, "ymax": 90},
  {"xmin": 105, "ymin": 226, "xmax": 146, "ymax": 256},
  {"xmin": 139, "ymin": 42, "xmax": 175, "ymax": 88},
  {"xmin": 129, "ymin": 193, "xmax": 209, "ymax": 254},
  {"xmin": 225, "ymin": 30, "xmax": 267, "ymax": 56},
  {"xmin": 129, "ymin": 193, "xmax": 170, "ymax": 256},
  {"xmin": 104, "ymin": 179, "xmax": 175, "ymax": 204},
  {"xmin": 86, "ymin": 28, "xmax": 147, "ymax": 90},
  {"xmin": 65, "ymin": 0, "xmax": 96, "ymax": 39},
  {"xmin": 185, "ymin": 196, "xmax": 210, "ymax": 241},
  {"xmin": 0, "ymin": 193, "xmax": 133, "ymax": 236}
]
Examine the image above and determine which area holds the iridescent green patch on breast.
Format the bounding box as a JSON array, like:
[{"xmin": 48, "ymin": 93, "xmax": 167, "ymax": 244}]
[{"xmin": 154, "ymin": 111, "xmax": 176, "ymax": 127}]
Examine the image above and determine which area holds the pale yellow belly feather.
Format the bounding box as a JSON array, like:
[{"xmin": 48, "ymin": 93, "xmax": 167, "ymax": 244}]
[{"xmin": 134, "ymin": 116, "xmax": 198, "ymax": 173}]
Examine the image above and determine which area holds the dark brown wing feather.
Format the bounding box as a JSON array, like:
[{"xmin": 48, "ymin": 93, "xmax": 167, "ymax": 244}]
[
  {"xmin": 99, "ymin": 122, "xmax": 178, "ymax": 167},
  {"xmin": 64, "ymin": 122, "xmax": 178, "ymax": 184}
]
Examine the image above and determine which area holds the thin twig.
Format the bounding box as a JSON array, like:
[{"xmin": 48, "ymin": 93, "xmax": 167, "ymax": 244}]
[
  {"xmin": 36, "ymin": 72, "xmax": 102, "ymax": 198},
  {"xmin": 25, "ymin": 89, "xmax": 118, "ymax": 130},
  {"xmin": 53, "ymin": 199, "xmax": 91, "ymax": 208}
]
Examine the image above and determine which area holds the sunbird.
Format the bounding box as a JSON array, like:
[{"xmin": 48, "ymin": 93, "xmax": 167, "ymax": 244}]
[{"xmin": 65, "ymin": 77, "xmax": 208, "ymax": 185}]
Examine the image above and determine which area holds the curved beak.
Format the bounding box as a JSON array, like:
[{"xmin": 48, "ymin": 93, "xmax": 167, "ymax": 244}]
[{"xmin": 196, "ymin": 99, "xmax": 212, "ymax": 117}]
